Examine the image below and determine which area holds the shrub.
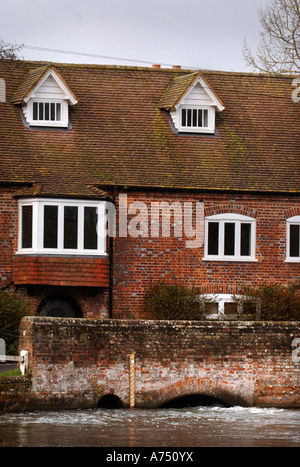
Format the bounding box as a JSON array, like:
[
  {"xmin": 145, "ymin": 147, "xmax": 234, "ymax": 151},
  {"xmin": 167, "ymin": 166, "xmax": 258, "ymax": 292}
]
[
  {"xmin": 143, "ymin": 282, "xmax": 210, "ymax": 320},
  {"xmin": 236, "ymin": 283, "xmax": 300, "ymax": 321},
  {"xmin": 0, "ymin": 291, "xmax": 28, "ymax": 355}
]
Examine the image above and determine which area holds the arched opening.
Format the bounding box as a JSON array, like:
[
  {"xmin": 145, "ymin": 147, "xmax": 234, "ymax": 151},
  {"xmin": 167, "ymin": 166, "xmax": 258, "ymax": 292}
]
[
  {"xmin": 97, "ymin": 394, "xmax": 124, "ymax": 409},
  {"xmin": 37, "ymin": 294, "xmax": 83, "ymax": 318},
  {"xmin": 160, "ymin": 394, "xmax": 230, "ymax": 409}
]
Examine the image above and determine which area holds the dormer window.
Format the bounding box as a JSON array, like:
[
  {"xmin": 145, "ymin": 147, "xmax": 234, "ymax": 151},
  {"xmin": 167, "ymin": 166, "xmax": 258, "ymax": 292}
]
[
  {"xmin": 29, "ymin": 100, "xmax": 67, "ymax": 127},
  {"xmin": 179, "ymin": 106, "xmax": 215, "ymax": 133},
  {"xmin": 32, "ymin": 102, "xmax": 61, "ymax": 122},
  {"xmin": 12, "ymin": 66, "xmax": 78, "ymax": 129},
  {"xmin": 159, "ymin": 71, "xmax": 224, "ymax": 135}
]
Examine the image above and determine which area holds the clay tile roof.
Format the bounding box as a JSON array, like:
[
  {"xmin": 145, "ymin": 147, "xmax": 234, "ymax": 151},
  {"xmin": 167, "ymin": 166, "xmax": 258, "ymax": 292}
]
[
  {"xmin": 159, "ymin": 71, "xmax": 225, "ymax": 110},
  {"xmin": 0, "ymin": 60, "xmax": 299, "ymax": 196},
  {"xmin": 11, "ymin": 65, "xmax": 78, "ymax": 104},
  {"xmin": 159, "ymin": 72, "xmax": 198, "ymax": 109}
]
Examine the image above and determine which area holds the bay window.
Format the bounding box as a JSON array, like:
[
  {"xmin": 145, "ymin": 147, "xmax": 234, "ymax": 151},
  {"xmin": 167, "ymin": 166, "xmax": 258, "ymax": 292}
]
[{"xmin": 18, "ymin": 199, "xmax": 106, "ymax": 255}]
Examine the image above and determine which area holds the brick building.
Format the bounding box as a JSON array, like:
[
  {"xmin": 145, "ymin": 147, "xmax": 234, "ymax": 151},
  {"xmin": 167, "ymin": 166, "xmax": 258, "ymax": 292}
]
[{"xmin": 0, "ymin": 60, "xmax": 299, "ymax": 319}]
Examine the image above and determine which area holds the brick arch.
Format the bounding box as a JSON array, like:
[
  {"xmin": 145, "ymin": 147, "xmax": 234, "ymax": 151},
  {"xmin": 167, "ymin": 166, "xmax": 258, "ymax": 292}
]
[
  {"xmin": 204, "ymin": 204, "xmax": 256, "ymax": 218},
  {"xmin": 36, "ymin": 292, "xmax": 83, "ymax": 318},
  {"xmin": 285, "ymin": 207, "xmax": 300, "ymax": 219},
  {"xmin": 139, "ymin": 377, "xmax": 252, "ymax": 408}
]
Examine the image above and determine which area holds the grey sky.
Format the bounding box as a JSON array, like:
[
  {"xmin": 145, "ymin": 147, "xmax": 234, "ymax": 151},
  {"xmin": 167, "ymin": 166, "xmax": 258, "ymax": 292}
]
[{"xmin": 1, "ymin": 0, "xmax": 270, "ymax": 71}]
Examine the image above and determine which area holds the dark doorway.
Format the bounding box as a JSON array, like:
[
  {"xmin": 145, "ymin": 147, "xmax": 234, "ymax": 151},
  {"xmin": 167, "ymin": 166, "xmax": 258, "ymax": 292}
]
[{"xmin": 37, "ymin": 294, "xmax": 83, "ymax": 318}]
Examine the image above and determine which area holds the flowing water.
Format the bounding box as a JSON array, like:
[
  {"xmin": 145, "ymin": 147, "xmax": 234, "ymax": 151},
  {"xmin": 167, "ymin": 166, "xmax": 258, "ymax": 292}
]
[{"xmin": 0, "ymin": 406, "xmax": 299, "ymax": 447}]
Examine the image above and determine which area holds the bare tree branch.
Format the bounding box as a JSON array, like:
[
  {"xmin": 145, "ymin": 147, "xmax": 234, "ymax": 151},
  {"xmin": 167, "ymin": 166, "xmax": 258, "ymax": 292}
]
[
  {"xmin": 243, "ymin": 0, "xmax": 300, "ymax": 74},
  {"xmin": 0, "ymin": 40, "xmax": 23, "ymax": 60}
]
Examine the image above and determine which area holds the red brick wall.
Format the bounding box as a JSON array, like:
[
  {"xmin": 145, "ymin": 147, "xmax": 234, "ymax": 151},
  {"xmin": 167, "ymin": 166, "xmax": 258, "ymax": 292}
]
[
  {"xmin": 15, "ymin": 317, "xmax": 300, "ymax": 411},
  {"xmin": 0, "ymin": 187, "xmax": 18, "ymax": 287},
  {"xmin": 1, "ymin": 187, "xmax": 299, "ymax": 320},
  {"xmin": 0, "ymin": 188, "xmax": 110, "ymax": 318},
  {"xmin": 112, "ymin": 191, "xmax": 300, "ymax": 318}
]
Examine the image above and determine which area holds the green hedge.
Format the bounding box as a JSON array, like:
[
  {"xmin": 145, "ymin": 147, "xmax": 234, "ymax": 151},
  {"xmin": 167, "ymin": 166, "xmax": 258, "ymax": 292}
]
[
  {"xmin": 235, "ymin": 283, "xmax": 300, "ymax": 321},
  {"xmin": 143, "ymin": 282, "xmax": 210, "ymax": 320},
  {"xmin": 0, "ymin": 291, "xmax": 28, "ymax": 355}
]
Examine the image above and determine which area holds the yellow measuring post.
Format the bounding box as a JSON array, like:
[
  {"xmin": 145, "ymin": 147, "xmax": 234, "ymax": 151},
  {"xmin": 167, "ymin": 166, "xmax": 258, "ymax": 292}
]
[{"xmin": 129, "ymin": 353, "xmax": 135, "ymax": 409}]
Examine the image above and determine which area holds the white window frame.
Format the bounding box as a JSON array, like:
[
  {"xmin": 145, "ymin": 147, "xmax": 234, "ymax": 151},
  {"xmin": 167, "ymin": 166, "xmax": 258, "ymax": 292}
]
[
  {"xmin": 18, "ymin": 198, "xmax": 107, "ymax": 255},
  {"xmin": 286, "ymin": 215, "xmax": 300, "ymax": 262},
  {"xmin": 204, "ymin": 294, "xmax": 258, "ymax": 319},
  {"xmin": 176, "ymin": 105, "xmax": 216, "ymax": 134},
  {"xmin": 26, "ymin": 99, "xmax": 69, "ymax": 127},
  {"xmin": 203, "ymin": 213, "xmax": 257, "ymax": 261}
]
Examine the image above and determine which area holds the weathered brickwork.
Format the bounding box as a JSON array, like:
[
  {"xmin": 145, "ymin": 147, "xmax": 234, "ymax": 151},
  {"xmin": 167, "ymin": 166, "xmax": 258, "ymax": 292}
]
[
  {"xmin": 0, "ymin": 187, "xmax": 18, "ymax": 288},
  {"xmin": 113, "ymin": 191, "xmax": 300, "ymax": 318},
  {"xmin": 0, "ymin": 187, "xmax": 299, "ymax": 319},
  {"xmin": 12, "ymin": 317, "xmax": 299, "ymax": 411},
  {"xmin": 0, "ymin": 188, "xmax": 110, "ymax": 319}
]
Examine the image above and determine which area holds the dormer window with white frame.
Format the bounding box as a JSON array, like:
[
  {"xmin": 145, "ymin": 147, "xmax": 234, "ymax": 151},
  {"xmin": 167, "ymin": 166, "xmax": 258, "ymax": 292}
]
[
  {"xmin": 13, "ymin": 67, "xmax": 78, "ymax": 128},
  {"xmin": 161, "ymin": 72, "xmax": 225, "ymax": 135},
  {"xmin": 178, "ymin": 106, "xmax": 215, "ymax": 133}
]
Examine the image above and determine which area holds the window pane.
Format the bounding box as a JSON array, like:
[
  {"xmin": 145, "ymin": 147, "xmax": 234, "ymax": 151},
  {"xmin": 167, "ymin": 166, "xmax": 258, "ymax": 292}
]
[
  {"xmin": 290, "ymin": 224, "xmax": 300, "ymax": 257},
  {"xmin": 56, "ymin": 103, "xmax": 61, "ymax": 121},
  {"xmin": 84, "ymin": 207, "xmax": 98, "ymax": 249},
  {"xmin": 198, "ymin": 109, "xmax": 203, "ymax": 127},
  {"xmin": 51, "ymin": 103, "xmax": 55, "ymax": 121},
  {"xmin": 39, "ymin": 103, "xmax": 44, "ymax": 120},
  {"xmin": 21, "ymin": 205, "xmax": 32, "ymax": 248},
  {"xmin": 241, "ymin": 223, "xmax": 251, "ymax": 256},
  {"xmin": 224, "ymin": 223, "xmax": 235, "ymax": 255},
  {"xmin": 243, "ymin": 301, "xmax": 257, "ymax": 315},
  {"xmin": 64, "ymin": 206, "xmax": 78, "ymax": 249},
  {"xmin": 224, "ymin": 302, "xmax": 238, "ymax": 315},
  {"xmin": 192, "ymin": 109, "xmax": 197, "ymax": 127},
  {"xmin": 44, "ymin": 206, "xmax": 58, "ymax": 248},
  {"xmin": 45, "ymin": 103, "xmax": 50, "ymax": 120},
  {"xmin": 208, "ymin": 222, "xmax": 219, "ymax": 255},
  {"xmin": 182, "ymin": 109, "xmax": 186, "ymax": 126},
  {"xmin": 187, "ymin": 109, "xmax": 192, "ymax": 127},
  {"xmin": 33, "ymin": 102, "xmax": 38, "ymax": 120},
  {"xmin": 203, "ymin": 109, "xmax": 208, "ymax": 127}
]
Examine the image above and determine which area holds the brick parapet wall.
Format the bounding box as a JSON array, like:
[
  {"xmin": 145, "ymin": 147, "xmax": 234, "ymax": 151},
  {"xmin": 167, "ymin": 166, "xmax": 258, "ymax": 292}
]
[{"xmin": 16, "ymin": 317, "xmax": 300, "ymax": 411}]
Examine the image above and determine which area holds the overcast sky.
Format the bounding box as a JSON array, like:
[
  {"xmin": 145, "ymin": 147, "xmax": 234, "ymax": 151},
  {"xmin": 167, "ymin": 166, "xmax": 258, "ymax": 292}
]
[{"xmin": 1, "ymin": 0, "xmax": 270, "ymax": 72}]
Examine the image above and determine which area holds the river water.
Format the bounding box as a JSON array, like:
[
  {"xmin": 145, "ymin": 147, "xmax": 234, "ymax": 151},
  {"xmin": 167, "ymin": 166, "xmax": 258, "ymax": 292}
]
[{"xmin": 0, "ymin": 406, "xmax": 299, "ymax": 448}]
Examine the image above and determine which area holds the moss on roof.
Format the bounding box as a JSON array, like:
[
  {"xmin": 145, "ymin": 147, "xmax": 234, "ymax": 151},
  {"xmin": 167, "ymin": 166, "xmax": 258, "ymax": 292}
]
[{"xmin": 0, "ymin": 60, "xmax": 299, "ymax": 196}]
